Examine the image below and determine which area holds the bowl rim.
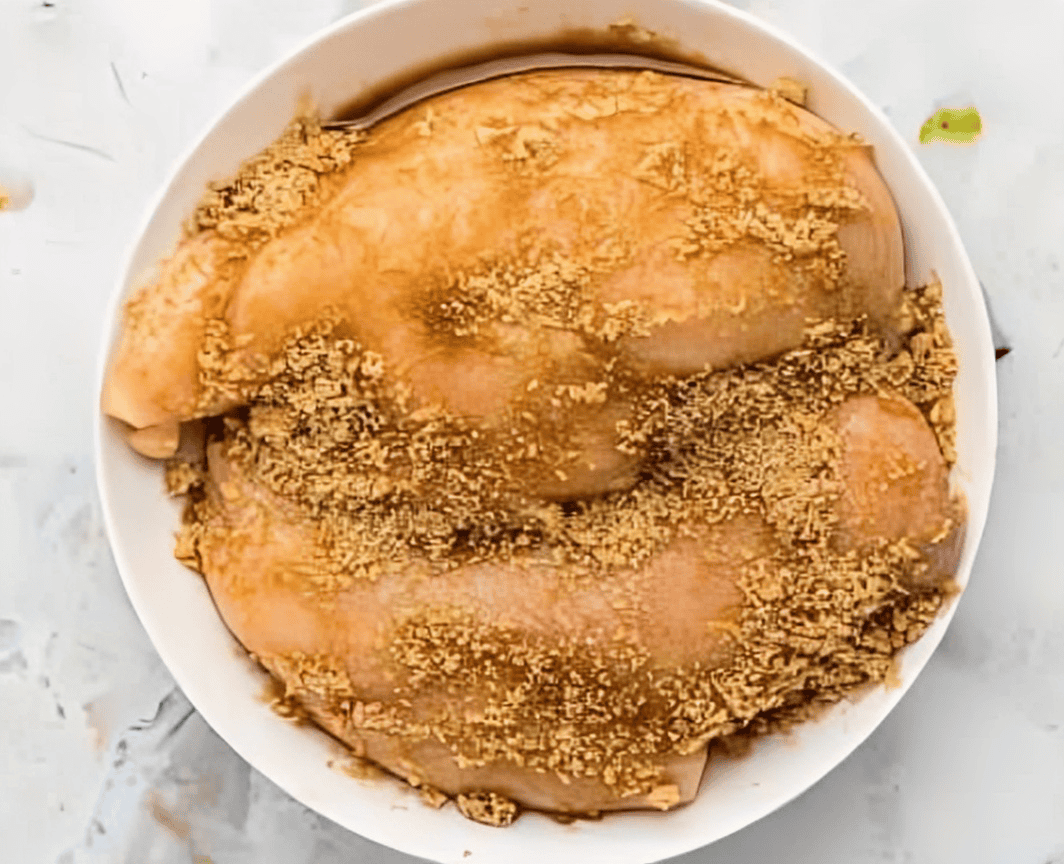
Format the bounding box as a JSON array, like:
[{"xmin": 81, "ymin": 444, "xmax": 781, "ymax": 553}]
[{"xmin": 94, "ymin": 0, "xmax": 998, "ymax": 861}]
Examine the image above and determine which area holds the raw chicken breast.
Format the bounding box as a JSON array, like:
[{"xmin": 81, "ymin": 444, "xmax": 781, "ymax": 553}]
[
  {"xmin": 188, "ymin": 392, "xmax": 959, "ymax": 815},
  {"xmin": 834, "ymin": 394, "xmax": 965, "ymax": 585},
  {"xmin": 105, "ymin": 68, "xmax": 903, "ymax": 502}
]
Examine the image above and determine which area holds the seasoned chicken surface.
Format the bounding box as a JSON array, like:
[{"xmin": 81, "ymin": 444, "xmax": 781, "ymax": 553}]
[
  {"xmin": 105, "ymin": 68, "xmax": 963, "ymax": 823},
  {"xmin": 189, "ymin": 391, "xmax": 958, "ymax": 814},
  {"xmin": 105, "ymin": 69, "xmax": 903, "ymax": 495}
]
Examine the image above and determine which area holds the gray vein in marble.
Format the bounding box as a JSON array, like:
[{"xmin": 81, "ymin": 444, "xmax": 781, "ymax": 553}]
[
  {"xmin": 22, "ymin": 128, "xmax": 117, "ymax": 162},
  {"xmin": 109, "ymin": 61, "xmax": 130, "ymax": 104}
]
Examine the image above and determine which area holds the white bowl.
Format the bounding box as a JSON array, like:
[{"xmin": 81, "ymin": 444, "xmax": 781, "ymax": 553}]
[{"xmin": 95, "ymin": 1, "xmax": 998, "ymax": 862}]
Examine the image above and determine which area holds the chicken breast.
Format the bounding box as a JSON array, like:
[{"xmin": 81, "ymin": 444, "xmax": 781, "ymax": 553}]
[
  {"xmin": 834, "ymin": 393, "xmax": 965, "ymax": 586},
  {"xmin": 105, "ymin": 68, "xmax": 903, "ymax": 501},
  {"xmin": 195, "ymin": 439, "xmax": 748, "ymax": 811},
  {"xmin": 184, "ymin": 391, "xmax": 959, "ymax": 815}
]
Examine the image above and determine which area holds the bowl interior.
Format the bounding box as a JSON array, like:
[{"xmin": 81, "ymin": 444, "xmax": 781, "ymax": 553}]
[{"xmin": 95, "ymin": 1, "xmax": 997, "ymax": 862}]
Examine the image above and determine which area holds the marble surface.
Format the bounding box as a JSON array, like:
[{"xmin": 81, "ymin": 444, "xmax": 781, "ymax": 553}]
[{"xmin": 1, "ymin": 0, "xmax": 1062, "ymax": 861}]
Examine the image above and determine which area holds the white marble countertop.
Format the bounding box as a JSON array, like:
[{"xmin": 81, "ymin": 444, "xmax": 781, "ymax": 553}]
[{"xmin": 1, "ymin": 0, "xmax": 1062, "ymax": 861}]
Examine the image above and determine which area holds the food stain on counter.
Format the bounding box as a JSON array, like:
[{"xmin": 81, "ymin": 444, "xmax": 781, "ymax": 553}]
[
  {"xmin": 0, "ymin": 172, "xmax": 35, "ymax": 211},
  {"xmin": 919, "ymin": 106, "xmax": 982, "ymax": 144}
]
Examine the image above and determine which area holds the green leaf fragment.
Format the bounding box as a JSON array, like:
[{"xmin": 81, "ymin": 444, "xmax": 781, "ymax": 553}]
[{"xmin": 919, "ymin": 107, "xmax": 982, "ymax": 144}]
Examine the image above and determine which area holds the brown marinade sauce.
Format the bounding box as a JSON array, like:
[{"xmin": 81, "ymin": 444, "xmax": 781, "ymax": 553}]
[{"xmin": 331, "ymin": 22, "xmax": 749, "ymax": 122}]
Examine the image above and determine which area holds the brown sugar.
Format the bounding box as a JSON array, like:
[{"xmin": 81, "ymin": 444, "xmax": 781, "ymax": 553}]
[
  {"xmin": 456, "ymin": 791, "xmax": 519, "ymax": 827},
  {"xmin": 188, "ymin": 116, "xmax": 365, "ymax": 251}
]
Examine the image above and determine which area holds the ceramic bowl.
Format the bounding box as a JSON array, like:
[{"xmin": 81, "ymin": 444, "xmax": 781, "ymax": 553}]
[{"xmin": 95, "ymin": 1, "xmax": 997, "ymax": 861}]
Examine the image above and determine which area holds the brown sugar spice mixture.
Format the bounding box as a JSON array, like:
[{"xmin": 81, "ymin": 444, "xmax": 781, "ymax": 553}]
[{"xmin": 188, "ymin": 116, "xmax": 365, "ymax": 251}]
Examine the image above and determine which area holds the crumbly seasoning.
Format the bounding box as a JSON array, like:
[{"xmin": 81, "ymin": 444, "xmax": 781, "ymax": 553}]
[
  {"xmin": 180, "ymin": 272, "xmax": 953, "ymax": 584},
  {"xmin": 414, "ymin": 252, "xmax": 652, "ymax": 344},
  {"xmin": 717, "ymin": 542, "xmax": 949, "ymax": 721},
  {"xmin": 473, "ymin": 120, "xmax": 561, "ymax": 175},
  {"xmin": 188, "ymin": 116, "xmax": 364, "ymax": 251},
  {"xmin": 272, "ymin": 650, "xmax": 357, "ymax": 702},
  {"xmin": 165, "ymin": 459, "xmax": 209, "ymax": 570},
  {"xmin": 217, "ymin": 285, "xmax": 954, "ymax": 807},
  {"xmin": 165, "ymin": 459, "xmax": 203, "ymax": 496},
  {"xmin": 455, "ymin": 792, "xmax": 519, "ymax": 827},
  {"xmin": 769, "ymin": 77, "xmax": 808, "ymax": 107},
  {"xmin": 535, "ymin": 71, "xmax": 870, "ymax": 298},
  {"xmin": 523, "ymin": 68, "xmax": 678, "ymax": 126},
  {"xmin": 466, "ymin": 70, "xmax": 867, "ymax": 304},
  {"xmin": 201, "ymin": 321, "xmax": 562, "ymax": 589},
  {"xmin": 674, "ymin": 132, "xmax": 869, "ymax": 296},
  {"xmin": 272, "ymin": 534, "xmax": 945, "ymax": 806},
  {"xmin": 195, "ymin": 318, "xmax": 258, "ymax": 414},
  {"xmin": 892, "ymin": 277, "xmax": 959, "ymax": 464}
]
